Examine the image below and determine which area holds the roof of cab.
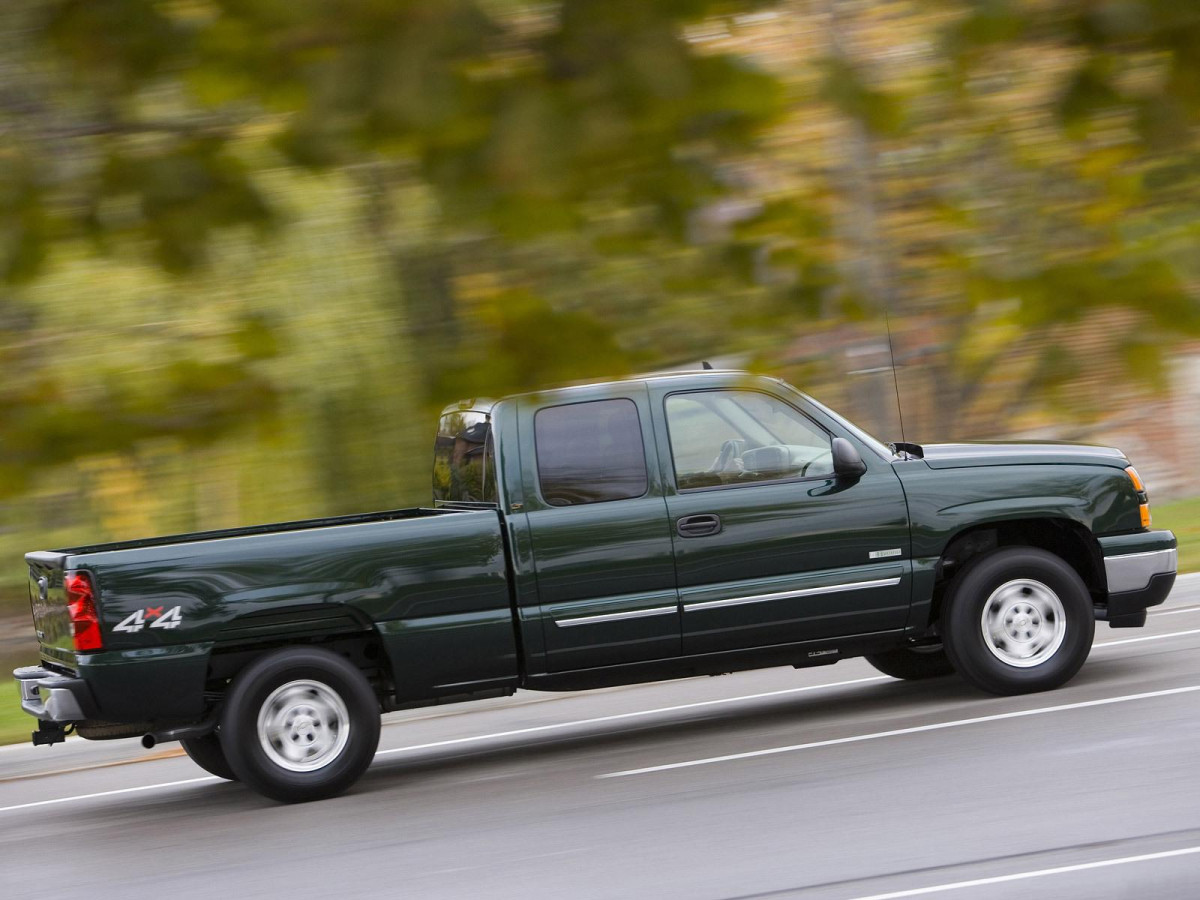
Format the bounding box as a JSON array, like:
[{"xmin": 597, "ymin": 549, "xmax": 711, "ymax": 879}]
[{"xmin": 493, "ymin": 369, "xmax": 776, "ymax": 405}]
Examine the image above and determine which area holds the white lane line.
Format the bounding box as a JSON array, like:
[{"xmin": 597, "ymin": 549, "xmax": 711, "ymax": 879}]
[
  {"xmin": 0, "ymin": 776, "xmax": 218, "ymax": 814},
  {"xmin": 0, "ymin": 676, "xmax": 887, "ymax": 815},
  {"xmin": 842, "ymin": 844, "xmax": 1200, "ymax": 900},
  {"xmin": 599, "ymin": 683, "xmax": 1200, "ymax": 778},
  {"xmin": 1094, "ymin": 627, "xmax": 1200, "ymax": 649},
  {"xmin": 374, "ymin": 675, "xmax": 889, "ymax": 757},
  {"xmin": 1153, "ymin": 606, "xmax": 1200, "ymax": 617}
]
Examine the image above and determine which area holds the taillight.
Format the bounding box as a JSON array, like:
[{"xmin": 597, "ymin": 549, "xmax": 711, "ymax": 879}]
[{"xmin": 65, "ymin": 571, "xmax": 102, "ymax": 652}]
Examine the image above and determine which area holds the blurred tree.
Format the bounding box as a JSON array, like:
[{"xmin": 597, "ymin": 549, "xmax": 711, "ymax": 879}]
[
  {"xmin": 921, "ymin": 0, "xmax": 1200, "ymax": 432},
  {"xmin": 1, "ymin": 0, "xmax": 785, "ymax": 460},
  {"xmin": 716, "ymin": 0, "xmax": 1200, "ymax": 438}
]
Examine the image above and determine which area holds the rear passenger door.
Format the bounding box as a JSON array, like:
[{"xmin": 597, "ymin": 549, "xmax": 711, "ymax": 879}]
[
  {"xmin": 653, "ymin": 386, "xmax": 911, "ymax": 656},
  {"xmin": 519, "ymin": 387, "xmax": 681, "ymax": 672}
]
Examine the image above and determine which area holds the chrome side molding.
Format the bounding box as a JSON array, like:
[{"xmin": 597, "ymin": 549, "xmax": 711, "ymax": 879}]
[
  {"xmin": 686, "ymin": 577, "xmax": 902, "ymax": 613},
  {"xmin": 555, "ymin": 606, "xmax": 678, "ymax": 628}
]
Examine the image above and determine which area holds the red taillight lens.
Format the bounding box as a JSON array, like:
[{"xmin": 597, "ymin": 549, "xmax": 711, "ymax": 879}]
[{"xmin": 64, "ymin": 571, "xmax": 102, "ymax": 652}]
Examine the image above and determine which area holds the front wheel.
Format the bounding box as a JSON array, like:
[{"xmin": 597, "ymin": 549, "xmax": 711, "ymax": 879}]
[
  {"xmin": 219, "ymin": 647, "xmax": 381, "ymax": 803},
  {"xmin": 941, "ymin": 547, "xmax": 1095, "ymax": 696}
]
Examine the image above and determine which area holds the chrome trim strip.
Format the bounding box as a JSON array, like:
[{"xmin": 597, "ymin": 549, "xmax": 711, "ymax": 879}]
[
  {"xmin": 555, "ymin": 606, "xmax": 679, "ymax": 628},
  {"xmin": 685, "ymin": 577, "xmax": 902, "ymax": 613},
  {"xmin": 1105, "ymin": 548, "xmax": 1177, "ymax": 594}
]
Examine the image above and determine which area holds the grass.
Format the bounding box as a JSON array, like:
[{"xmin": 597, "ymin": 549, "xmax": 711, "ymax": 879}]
[
  {"xmin": 1, "ymin": 680, "xmax": 32, "ymax": 746},
  {"xmin": 1149, "ymin": 497, "xmax": 1200, "ymax": 574}
]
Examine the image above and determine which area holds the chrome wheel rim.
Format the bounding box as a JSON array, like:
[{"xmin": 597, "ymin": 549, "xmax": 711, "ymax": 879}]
[
  {"xmin": 256, "ymin": 680, "xmax": 350, "ymax": 772},
  {"xmin": 980, "ymin": 579, "xmax": 1066, "ymax": 668}
]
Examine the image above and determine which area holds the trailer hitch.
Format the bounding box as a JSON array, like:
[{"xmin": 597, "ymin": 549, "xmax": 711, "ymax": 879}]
[{"xmin": 32, "ymin": 719, "xmax": 69, "ymax": 746}]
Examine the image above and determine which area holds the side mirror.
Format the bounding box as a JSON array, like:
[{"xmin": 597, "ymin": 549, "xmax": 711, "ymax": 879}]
[{"xmin": 832, "ymin": 437, "xmax": 867, "ymax": 479}]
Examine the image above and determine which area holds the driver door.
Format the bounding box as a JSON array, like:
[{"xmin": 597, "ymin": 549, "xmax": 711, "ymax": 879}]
[{"xmin": 653, "ymin": 387, "xmax": 912, "ymax": 656}]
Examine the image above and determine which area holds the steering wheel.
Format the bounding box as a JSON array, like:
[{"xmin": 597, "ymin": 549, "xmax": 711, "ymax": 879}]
[
  {"xmin": 707, "ymin": 439, "xmax": 745, "ymax": 474},
  {"xmin": 798, "ymin": 450, "xmax": 833, "ymax": 477}
]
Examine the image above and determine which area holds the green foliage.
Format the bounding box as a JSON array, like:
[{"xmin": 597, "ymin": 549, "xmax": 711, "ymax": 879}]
[
  {"xmin": 98, "ymin": 140, "xmax": 274, "ymax": 273},
  {"xmin": 435, "ymin": 290, "xmax": 636, "ymax": 401},
  {"xmin": 0, "ymin": 0, "xmax": 783, "ymax": 506},
  {"xmin": 0, "ymin": 681, "xmax": 34, "ymax": 746},
  {"xmin": 819, "ymin": 57, "xmax": 906, "ymax": 137},
  {"xmin": 8, "ymin": 0, "xmax": 783, "ymax": 283},
  {"xmin": 945, "ymin": 0, "xmax": 1200, "ymax": 139}
]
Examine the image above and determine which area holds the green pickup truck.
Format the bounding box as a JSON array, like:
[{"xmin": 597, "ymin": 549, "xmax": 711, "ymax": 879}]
[{"xmin": 15, "ymin": 370, "xmax": 1177, "ymax": 802}]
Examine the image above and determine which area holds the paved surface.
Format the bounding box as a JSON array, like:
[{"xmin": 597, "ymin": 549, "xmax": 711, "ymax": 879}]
[{"xmin": 3, "ymin": 577, "xmax": 1200, "ymax": 899}]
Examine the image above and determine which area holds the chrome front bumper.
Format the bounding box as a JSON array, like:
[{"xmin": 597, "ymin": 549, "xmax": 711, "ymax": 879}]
[
  {"xmin": 1097, "ymin": 530, "xmax": 1177, "ymax": 626},
  {"xmin": 1104, "ymin": 547, "xmax": 1178, "ymax": 594}
]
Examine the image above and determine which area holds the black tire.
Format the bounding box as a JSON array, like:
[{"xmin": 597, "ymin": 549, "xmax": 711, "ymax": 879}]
[
  {"xmin": 180, "ymin": 731, "xmax": 238, "ymax": 781},
  {"xmin": 940, "ymin": 547, "xmax": 1095, "ymax": 696},
  {"xmin": 864, "ymin": 645, "xmax": 955, "ymax": 680},
  {"xmin": 219, "ymin": 647, "xmax": 381, "ymax": 803}
]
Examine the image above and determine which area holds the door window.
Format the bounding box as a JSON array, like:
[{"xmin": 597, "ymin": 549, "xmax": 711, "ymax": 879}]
[
  {"xmin": 665, "ymin": 391, "xmax": 833, "ymax": 489},
  {"xmin": 535, "ymin": 398, "xmax": 649, "ymax": 506}
]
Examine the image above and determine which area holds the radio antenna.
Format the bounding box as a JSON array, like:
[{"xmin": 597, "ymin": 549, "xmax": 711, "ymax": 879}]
[{"xmin": 884, "ymin": 308, "xmax": 907, "ymax": 446}]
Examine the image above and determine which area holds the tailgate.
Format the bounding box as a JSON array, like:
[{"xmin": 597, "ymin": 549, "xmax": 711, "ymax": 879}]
[{"xmin": 26, "ymin": 551, "xmax": 76, "ymax": 669}]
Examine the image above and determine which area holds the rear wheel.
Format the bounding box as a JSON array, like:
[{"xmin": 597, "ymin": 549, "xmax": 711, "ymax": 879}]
[
  {"xmin": 219, "ymin": 647, "xmax": 381, "ymax": 803},
  {"xmin": 941, "ymin": 547, "xmax": 1094, "ymax": 696},
  {"xmin": 180, "ymin": 731, "xmax": 237, "ymax": 781},
  {"xmin": 864, "ymin": 644, "xmax": 955, "ymax": 680}
]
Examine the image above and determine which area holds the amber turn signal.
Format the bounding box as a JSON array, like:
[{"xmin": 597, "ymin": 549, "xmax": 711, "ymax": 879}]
[
  {"xmin": 1126, "ymin": 466, "xmax": 1151, "ymax": 528},
  {"xmin": 1125, "ymin": 466, "xmax": 1146, "ymax": 493}
]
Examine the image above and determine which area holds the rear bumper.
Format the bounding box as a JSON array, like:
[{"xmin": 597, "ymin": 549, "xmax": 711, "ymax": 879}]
[
  {"xmin": 1097, "ymin": 531, "xmax": 1178, "ymax": 626},
  {"xmin": 14, "ymin": 643, "xmax": 211, "ymax": 733},
  {"xmin": 13, "ymin": 665, "xmax": 100, "ymax": 722}
]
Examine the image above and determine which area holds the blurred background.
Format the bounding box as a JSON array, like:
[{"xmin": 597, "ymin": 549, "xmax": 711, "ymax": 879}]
[{"xmin": 3, "ymin": 0, "xmax": 1200, "ymax": 734}]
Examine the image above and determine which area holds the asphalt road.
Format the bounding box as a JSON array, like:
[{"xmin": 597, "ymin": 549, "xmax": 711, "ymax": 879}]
[{"xmin": 4, "ymin": 579, "xmax": 1200, "ymax": 900}]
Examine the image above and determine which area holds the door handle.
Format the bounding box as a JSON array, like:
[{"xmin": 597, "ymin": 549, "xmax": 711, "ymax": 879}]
[{"xmin": 677, "ymin": 514, "xmax": 722, "ymax": 538}]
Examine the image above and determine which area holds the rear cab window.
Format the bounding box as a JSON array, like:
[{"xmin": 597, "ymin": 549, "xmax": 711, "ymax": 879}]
[
  {"xmin": 534, "ymin": 398, "xmax": 649, "ymax": 506},
  {"xmin": 433, "ymin": 408, "xmax": 498, "ymax": 507}
]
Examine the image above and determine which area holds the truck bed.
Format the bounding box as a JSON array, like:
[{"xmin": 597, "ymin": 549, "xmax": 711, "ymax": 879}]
[
  {"xmin": 41, "ymin": 507, "xmax": 466, "ymax": 558},
  {"xmin": 26, "ymin": 506, "xmax": 519, "ymax": 708}
]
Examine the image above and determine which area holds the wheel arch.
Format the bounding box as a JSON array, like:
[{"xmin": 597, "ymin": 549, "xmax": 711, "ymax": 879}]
[
  {"xmin": 204, "ymin": 605, "xmax": 394, "ymax": 708},
  {"xmin": 929, "ymin": 517, "xmax": 1105, "ymax": 626}
]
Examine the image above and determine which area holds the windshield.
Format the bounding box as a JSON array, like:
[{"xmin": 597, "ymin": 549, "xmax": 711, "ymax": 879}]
[{"xmin": 796, "ymin": 392, "xmax": 894, "ymax": 461}]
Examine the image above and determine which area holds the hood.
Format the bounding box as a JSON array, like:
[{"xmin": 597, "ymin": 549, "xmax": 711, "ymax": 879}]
[{"xmin": 918, "ymin": 442, "xmax": 1128, "ymax": 470}]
